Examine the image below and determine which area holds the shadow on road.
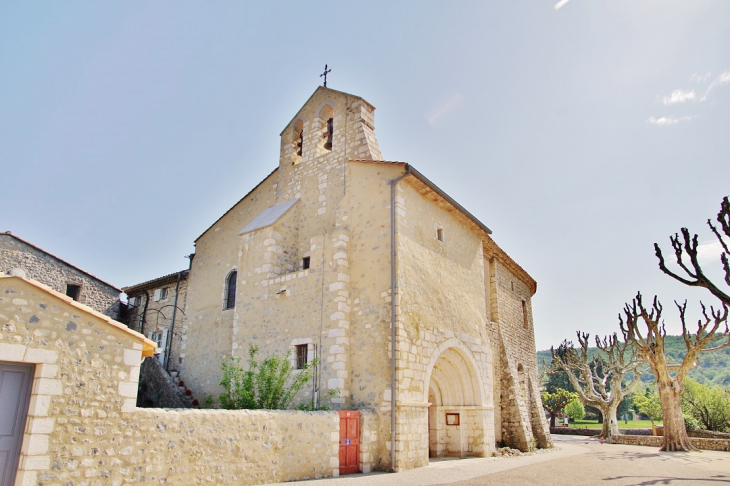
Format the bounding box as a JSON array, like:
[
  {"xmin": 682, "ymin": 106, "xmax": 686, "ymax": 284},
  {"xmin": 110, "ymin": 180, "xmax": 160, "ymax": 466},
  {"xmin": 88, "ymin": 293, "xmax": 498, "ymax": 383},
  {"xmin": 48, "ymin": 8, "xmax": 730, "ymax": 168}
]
[{"xmin": 602, "ymin": 474, "xmax": 730, "ymax": 485}]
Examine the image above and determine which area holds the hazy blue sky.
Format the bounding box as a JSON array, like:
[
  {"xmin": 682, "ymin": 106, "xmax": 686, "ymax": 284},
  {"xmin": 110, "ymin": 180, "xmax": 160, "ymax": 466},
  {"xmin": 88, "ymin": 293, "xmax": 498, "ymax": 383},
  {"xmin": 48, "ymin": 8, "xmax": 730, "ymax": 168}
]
[{"xmin": 2, "ymin": 1, "xmax": 729, "ymax": 350}]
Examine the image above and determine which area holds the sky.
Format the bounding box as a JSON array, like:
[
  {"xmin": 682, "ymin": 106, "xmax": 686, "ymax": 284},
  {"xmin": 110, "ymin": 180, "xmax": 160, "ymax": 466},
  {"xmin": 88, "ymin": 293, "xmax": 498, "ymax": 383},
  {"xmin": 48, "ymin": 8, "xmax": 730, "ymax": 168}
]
[{"xmin": 1, "ymin": 1, "xmax": 729, "ymax": 351}]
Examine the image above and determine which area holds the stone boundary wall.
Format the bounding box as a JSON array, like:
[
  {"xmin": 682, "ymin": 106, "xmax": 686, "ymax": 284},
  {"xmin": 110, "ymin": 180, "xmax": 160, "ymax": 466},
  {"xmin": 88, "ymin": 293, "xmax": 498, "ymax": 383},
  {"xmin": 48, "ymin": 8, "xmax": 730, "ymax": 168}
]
[
  {"xmin": 549, "ymin": 427, "xmax": 600, "ymax": 436},
  {"xmin": 689, "ymin": 429, "xmax": 730, "ymax": 439},
  {"xmin": 121, "ymin": 409, "xmax": 340, "ymax": 484},
  {"xmin": 610, "ymin": 434, "xmax": 730, "ymax": 452},
  {"xmin": 550, "ymin": 427, "xmax": 651, "ymax": 436}
]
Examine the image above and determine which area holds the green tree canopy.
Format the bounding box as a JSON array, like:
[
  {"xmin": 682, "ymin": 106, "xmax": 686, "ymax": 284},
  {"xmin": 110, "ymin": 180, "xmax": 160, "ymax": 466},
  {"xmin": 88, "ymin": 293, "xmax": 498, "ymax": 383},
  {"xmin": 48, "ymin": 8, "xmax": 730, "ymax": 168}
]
[
  {"xmin": 633, "ymin": 388, "xmax": 663, "ymax": 426},
  {"xmin": 565, "ymin": 399, "xmax": 585, "ymax": 421},
  {"xmin": 541, "ymin": 388, "xmax": 578, "ymax": 428},
  {"xmin": 682, "ymin": 377, "xmax": 730, "ymax": 432}
]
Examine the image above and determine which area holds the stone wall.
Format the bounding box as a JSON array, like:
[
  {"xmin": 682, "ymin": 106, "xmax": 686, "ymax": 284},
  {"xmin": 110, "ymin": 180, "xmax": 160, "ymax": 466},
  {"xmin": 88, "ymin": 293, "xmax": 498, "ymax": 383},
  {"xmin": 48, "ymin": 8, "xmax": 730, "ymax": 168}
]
[
  {"xmin": 490, "ymin": 258, "xmax": 551, "ymax": 451},
  {"xmin": 1, "ymin": 276, "xmax": 343, "ymax": 486},
  {"xmin": 610, "ymin": 434, "xmax": 730, "ymax": 452},
  {"xmin": 0, "ymin": 232, "xmax": 120, "ymax": 319}
]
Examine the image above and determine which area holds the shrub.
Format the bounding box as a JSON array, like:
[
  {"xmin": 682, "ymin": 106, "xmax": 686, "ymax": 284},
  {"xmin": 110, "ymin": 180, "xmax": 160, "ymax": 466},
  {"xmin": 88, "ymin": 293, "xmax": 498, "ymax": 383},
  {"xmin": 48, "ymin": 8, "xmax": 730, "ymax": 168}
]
[{"xmin": 219, "ymin": 345, "xmax": 316, "ymax": 410}]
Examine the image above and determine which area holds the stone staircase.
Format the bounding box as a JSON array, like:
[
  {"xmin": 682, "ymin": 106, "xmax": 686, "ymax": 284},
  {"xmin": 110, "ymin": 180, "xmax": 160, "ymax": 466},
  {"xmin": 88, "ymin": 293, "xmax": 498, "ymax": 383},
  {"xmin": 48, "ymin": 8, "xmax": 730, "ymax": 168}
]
[{"xmin": 137, "ymin": 357, "xmax": 198, "ymax": 408}]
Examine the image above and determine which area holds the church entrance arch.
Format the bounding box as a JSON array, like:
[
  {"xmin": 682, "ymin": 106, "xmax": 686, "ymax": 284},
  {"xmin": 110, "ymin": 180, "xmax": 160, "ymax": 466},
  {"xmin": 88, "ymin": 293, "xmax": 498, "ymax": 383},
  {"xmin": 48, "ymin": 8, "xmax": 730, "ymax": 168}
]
[{"xmin": 425, "ymin": 341, "xmax": 487, "ymax": 458}]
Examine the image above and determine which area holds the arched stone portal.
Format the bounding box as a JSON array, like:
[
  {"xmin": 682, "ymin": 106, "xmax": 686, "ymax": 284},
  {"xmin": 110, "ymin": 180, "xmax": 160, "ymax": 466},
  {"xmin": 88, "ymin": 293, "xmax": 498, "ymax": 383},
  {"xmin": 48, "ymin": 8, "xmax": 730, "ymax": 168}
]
[{"xmin": 426, "ymin": 344, "xmax": 489, "ymax": 458}]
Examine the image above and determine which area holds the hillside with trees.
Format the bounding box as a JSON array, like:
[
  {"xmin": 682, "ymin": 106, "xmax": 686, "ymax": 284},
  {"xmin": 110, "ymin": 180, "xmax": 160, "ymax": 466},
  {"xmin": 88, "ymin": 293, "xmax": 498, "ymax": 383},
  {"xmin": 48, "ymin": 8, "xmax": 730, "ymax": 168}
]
[{"xmin": 539, "ymin": 335, "xmax": 730, "ymax": 387}]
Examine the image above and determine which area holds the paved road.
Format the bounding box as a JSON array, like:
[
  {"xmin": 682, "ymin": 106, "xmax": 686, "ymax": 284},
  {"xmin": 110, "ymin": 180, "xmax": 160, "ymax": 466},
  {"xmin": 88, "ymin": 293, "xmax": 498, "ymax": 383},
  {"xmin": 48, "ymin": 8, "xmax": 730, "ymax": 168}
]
[{"xmin": 272, "ymin": 435, "xmax": 730, "ymax": 486}]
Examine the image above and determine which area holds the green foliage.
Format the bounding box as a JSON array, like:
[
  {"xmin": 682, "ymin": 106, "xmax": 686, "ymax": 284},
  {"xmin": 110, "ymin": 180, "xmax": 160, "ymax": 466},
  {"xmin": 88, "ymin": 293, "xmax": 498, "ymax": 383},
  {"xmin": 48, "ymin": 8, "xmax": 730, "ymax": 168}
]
[
  {"xmin": 633, "ymin": 389, "xmax": 663, "ymax": 426},
  {"xmin": 682, "ymin": 377, "xmax": 730, "ymax": 432},
  {"xmin": 683, "ymin": 414, "xmax": 700, "ymax": 431},
  {"xmin": 203, "ymin": 395, "xmax": 215, "ymax": 408},
  {"xmin": 219, "ymin": 345, "xmax": 316, "ymax": 410},
  {"xmin": 564, "ymin": 399, "xmax": 585, "ymax": 421},
  {"xmin": 541, "ymin": 388, "xmax": 578, "ymax": 415}
]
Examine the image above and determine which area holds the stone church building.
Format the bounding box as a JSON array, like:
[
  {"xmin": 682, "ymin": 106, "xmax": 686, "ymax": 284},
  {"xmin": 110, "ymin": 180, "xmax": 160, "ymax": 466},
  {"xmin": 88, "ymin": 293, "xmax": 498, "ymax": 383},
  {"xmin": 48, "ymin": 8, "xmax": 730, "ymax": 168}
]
[{"xmin": 135, "ymin": 86, "xmax": 550, "ymax": 471}]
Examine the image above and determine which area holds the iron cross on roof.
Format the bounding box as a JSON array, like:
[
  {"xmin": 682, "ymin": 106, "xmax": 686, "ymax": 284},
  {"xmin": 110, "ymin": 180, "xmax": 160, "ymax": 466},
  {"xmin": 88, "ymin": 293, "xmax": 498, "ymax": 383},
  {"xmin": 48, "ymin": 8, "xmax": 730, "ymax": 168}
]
[{"xmin": 320, "ymin": 64, "xmax": 332, "ymax": 87}]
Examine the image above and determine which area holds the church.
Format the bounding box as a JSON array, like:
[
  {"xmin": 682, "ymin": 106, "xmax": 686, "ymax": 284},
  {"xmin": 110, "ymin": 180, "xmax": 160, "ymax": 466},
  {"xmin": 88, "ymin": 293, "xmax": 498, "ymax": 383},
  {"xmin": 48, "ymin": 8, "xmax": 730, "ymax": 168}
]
[{"xmin": 129, "ymin": 85, "xmax": 551, "ymax": 471}]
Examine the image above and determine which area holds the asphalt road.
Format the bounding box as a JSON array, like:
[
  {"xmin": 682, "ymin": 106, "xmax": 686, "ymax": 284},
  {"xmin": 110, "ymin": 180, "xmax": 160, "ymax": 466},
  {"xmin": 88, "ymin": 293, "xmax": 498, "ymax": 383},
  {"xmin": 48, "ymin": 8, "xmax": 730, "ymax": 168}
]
[{"xmin": 272, "ymin": 435, "xmax": 730, "ymax": 486}]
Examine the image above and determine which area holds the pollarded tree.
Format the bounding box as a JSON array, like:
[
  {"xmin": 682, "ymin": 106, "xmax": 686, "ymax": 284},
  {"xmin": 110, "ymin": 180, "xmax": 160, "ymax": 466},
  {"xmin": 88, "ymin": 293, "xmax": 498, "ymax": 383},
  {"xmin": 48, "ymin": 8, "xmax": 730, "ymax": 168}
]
[
  {"xmin": 618, "ymin": 196, "xmax": 730, "ymax": 451},
  {"xmin": 549, "ymin": 332, "xmax": 643, "ymax": 438},
  {"xmin": 541, "ymin": 388, "xmax": 578, "ymax": 428},
  {"xmin": 619, "ymin": 294, "xmax": 729, "ymax": 451}
]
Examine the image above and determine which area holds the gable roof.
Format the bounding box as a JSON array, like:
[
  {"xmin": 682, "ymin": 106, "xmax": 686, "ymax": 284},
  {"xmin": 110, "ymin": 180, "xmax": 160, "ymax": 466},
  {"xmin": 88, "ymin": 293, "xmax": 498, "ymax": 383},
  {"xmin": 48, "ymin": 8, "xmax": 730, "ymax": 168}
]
[
  {"xmin": 0, "ymin": 274, "xmax": 156, "ymax": 357},
  {"xmin": 348, "ymin": 159, "xmax": 537, "ymax": 295},
  {"xmin": 239, "ymin": 198, "xmax": 299, "ymax": 235},
  {"xmin": 194, "ymin": 167, "xmax": 279, "ymax": 243},
  {"xmin": 280, "ymin": 86, "xmax": 375, "ymax": 135},
  {"xmin": 1, "ymin": 231, "xmax": 121, "ymax": 291},
  {"xmin": 123, "ymin": 270, "xmax": 189, "ymax": 294}
]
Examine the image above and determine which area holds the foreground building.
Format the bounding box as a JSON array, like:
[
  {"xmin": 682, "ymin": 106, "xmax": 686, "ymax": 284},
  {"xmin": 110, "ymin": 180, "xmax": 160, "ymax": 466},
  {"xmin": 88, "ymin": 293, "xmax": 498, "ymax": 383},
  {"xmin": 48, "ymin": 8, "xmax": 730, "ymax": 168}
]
[{"xmin": 140, "ymin": 86, "xmax": 551, "ymax": 471}]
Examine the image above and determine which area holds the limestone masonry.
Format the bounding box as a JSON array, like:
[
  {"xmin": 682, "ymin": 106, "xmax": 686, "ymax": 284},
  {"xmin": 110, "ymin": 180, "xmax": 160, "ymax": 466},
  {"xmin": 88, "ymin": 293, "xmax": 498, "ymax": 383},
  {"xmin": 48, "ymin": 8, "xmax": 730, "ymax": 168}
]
[{"xmin": 126, "ymin": 86, "xmax": 551, "ymax": 471}]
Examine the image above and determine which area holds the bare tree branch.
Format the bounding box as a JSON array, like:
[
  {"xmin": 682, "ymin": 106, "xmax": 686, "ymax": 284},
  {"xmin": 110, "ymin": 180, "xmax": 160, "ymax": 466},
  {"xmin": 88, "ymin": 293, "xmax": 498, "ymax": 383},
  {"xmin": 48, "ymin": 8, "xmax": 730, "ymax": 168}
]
[{"xmin": 655, "ymin": 197, "xmax": 730, "ymax": 305}]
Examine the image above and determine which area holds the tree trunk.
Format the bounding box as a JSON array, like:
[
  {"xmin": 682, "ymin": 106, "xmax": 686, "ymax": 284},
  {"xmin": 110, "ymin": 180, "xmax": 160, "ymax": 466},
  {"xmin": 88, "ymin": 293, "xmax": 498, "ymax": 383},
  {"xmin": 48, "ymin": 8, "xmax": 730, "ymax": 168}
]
[
  {"xmin": 657, "ymin": 381, "xmax": 697, "ymax": 452},
  {"xmin": 600, "ymin": 404, "xmax": 621, "ymax": 438},
  {"xmin": 550, "ymin": 413, "xmax": 556, "ymax": 428}
]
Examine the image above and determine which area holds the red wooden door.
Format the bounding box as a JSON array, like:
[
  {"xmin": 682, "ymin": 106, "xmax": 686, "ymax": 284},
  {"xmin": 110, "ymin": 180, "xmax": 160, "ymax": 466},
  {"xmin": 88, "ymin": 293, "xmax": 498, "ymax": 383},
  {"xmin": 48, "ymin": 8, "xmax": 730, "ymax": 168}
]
[{"xmin": 338, "ymin": 410, "xmax": 360, "ymax": 475}]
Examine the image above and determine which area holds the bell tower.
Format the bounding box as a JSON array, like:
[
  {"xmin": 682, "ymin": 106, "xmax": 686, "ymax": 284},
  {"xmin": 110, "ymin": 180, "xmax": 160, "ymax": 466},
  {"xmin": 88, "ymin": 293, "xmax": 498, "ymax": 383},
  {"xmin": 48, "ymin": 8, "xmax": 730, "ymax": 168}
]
[{"xmin": 278, "ymin": 87, "xmax": 382, "ymax": 172}]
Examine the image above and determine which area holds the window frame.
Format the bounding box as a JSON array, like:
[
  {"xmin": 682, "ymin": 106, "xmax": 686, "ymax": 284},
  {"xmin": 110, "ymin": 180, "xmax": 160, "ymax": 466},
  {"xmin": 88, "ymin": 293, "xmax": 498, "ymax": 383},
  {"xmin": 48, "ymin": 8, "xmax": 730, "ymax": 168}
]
[
  {"xmin": 224, "ymin": 270, "xmax": 237, "ymax": 310},
  {"xmin": 295, "ymin": 344, "xmax": 308, "ymax": 370}
]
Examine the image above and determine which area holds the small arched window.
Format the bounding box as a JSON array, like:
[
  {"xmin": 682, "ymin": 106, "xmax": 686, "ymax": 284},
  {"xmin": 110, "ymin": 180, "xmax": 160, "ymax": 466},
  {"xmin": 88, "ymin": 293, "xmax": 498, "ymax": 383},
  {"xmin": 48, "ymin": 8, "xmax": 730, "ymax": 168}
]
[{"xmin": 225, "ymin": 271, "xmax": 237, "ymax": 309}]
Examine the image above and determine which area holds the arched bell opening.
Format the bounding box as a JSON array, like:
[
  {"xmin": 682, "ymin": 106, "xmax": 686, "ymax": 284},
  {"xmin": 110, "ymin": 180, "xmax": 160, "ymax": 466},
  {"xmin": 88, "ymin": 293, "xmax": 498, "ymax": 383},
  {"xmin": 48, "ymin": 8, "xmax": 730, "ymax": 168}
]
[{"xmin": 317, "ymin": 103, "xmax": 334, "ymax": 152}]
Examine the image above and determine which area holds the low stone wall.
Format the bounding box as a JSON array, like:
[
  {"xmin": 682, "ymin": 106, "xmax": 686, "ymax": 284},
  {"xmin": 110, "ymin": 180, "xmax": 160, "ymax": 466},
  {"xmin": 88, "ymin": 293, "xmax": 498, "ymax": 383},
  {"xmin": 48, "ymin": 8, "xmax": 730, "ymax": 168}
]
[
  {"xmin": 610, "ymin": 434, "xmax": 730, "ymax": 452},
  {"xmin": 550, "ymin": 427, "xmax": 600, "ymax": 436},
  {"xmin": 550, "ymin": 427, "xmax": 652, "ymax": 436},
  {"xmin": 689, "ymin": 429, "xmax": 730, "ymax": 439},
  {"xmin": 125, "ymin": 409, "xmax": 340, "ymax": 484}
]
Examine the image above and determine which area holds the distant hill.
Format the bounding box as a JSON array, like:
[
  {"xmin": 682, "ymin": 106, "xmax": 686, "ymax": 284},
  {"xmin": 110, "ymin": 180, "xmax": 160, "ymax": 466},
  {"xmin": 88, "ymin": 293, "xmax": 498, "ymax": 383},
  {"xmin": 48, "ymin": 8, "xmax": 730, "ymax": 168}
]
[{"xmin": 538, "ymin": 335, "xmax": 730, "ymax": 388}]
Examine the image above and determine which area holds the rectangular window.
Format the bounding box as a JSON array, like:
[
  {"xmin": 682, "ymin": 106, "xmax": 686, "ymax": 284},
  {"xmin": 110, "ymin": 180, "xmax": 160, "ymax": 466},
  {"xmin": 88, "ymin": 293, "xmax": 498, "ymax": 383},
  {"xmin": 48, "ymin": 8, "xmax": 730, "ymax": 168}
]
[
  {"xmin": 128, "ymin": 296, "xmax": 139, "ymax": 307},
  {"xmin": 295, "ymin": 344, "xmax": 308, "ymax": 369},
  {"xmin": 302, "ymin": 256, "xmax": 310, "ymax": 270},
  {"xmin": 437, "ymin": 228, "xmax": 443, "ymax": 242},
  {"xmin": 522, "ymin": 300, "xmax": 528, "ymax": 329},
  {"xmin": 65, "ymin": 284, "xmax": 81, "ymax": 301},
  {"xmin": 154, "ymin": 288, "xmax": 168, "ymax": 301}
]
